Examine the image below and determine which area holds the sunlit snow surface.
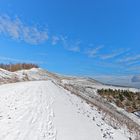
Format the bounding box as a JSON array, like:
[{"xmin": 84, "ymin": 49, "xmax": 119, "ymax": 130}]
[{"xmin": 0, "ymin": 81, "xmax": 130, "ymax": 140}]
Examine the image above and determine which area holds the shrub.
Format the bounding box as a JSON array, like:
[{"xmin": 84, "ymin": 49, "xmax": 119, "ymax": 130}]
[
  {"xmin": 0, "ymin": 63, "xmax": 39, "ymax": 72},
  {"xmin": 97, "ymin": 88, "xmax": 140, "ymax": 113}
]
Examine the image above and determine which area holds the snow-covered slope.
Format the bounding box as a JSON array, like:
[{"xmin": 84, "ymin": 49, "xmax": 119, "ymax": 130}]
[
  {"xmin": 16, "ymin": 68, "xmax": 50, "ymax": 80},
  {"xmin": 0, "ymin": 68, "xmax": 139, "ymax": 139},
  {"xmin": 59, "ymin": 77, "xmax": 140, "ymax": 129},
  {"xmin": 0, "ymin": 68, "xmax": 19, "ymax": 84},
  {"xmin": 1, "ymin": 67, "xmax": 137, "ymax": 92},
  {"xmin": 0, "ymin": 81, "xmax": 133, "ymax": 140},
  {"xmin": 0, "ymin": 68, "xmax": 53, "ymax": 84}
]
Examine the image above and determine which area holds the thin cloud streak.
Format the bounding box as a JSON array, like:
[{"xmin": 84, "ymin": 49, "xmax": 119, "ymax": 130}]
[
  {"xmin": 52, "ymin": 36, "xmax": 60, "ymax": 45},
  {"xmin": 86, "ymin": 45, "xmax": 104, "ymax": 57},
  {"xmin": 60, "ymin": 36, "xmax": 81, "ymax": 52},
  {"xmin": 100, "ymin": 51, "xmax": 124, "ymax": 60},
  {"xmin": 118, "ymin": 54, "xmax": 140, "ymax": 63}
]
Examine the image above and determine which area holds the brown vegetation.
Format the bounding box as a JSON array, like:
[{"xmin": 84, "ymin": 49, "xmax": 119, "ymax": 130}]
[
  {"xmin": 0, "ymin": 63, "xmax": 39, "ymax": 72},
  {"xmin": 97, "ymin": 89, "xmax": 140, "ymax": 113}
]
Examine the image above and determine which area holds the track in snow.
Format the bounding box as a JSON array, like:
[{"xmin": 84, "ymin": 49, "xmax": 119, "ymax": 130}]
[
  {"xmin": 0, "ymin": 81, "xmax": 129, "ymax": 140},
  {"xmin": 0, "ymin": 81, "xmax": 56, "ymax": 140}
]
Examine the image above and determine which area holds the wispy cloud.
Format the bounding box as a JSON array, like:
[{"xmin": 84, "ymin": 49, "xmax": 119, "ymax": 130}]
[
  {"xmin": 100, "ymin": 53, "xmax": 117, "ymax": 60},
  {"xmin": 0, "ymin": 15, "xmax": 48, "ymax": 45},
  {"xmin": 52, "ymin": 36, "xmax": 60, "ymax": 45},
  {"xmin": 117, "ymin": 54, "xmax": 140, "ymax": 66},
  {"xmin": 86, "ymin": 47, "xmax": 131, "ymax": 65},
  {"xmin": 118, "ymin": 54, "xmax": 140, "ymax": 63},
  {"xmin": 61, "ymin": 36, "xmax": 81, "ymax": 52},
  {"xmin": 100, "ymin": 49, "xmax": 127, "ymax": 60},
  {"xmin": 86, "ymin": 45, "xmax": 104, "ymax": 57}
]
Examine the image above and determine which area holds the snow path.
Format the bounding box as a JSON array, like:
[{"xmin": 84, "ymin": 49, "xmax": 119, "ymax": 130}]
[
  {"xmin": 0, "ymin": 81, "xmax": 56, "ymax": 140},
  {"xmin": 0, "ymin": 81, "xmax": 129, "ymax": 140}
]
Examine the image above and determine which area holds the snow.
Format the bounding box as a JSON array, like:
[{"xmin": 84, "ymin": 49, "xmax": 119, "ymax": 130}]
[
  {"xmin": 0, "ymin": 67, "xmax": 139, "ymax": 136},
  {"xmin": 134, "ymin": 111, "xmax": 140, "ymax": 118},
  {"xmin": 15, "ymin": 68, "xmax": 50, "ymax": 80},
  {"xmin": 62, "ymin": 79, "xmax": 139, "ymax": 92},
  {"xmin": 0, "ymin": 68, "xmax": 52, "ymax": 84},
  {"xmin": 0, "ymin": 80, "xmax": 131, "ymax": 140}
]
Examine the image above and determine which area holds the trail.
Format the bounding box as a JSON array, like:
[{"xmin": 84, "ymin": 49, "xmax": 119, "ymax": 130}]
[
  {"xmin": 0, "ymin": 81, "xmax": 129, "ymax": 140},
  {"xmin": 0, "ymin": 81, "xmax": 56, "ymax": 140}
]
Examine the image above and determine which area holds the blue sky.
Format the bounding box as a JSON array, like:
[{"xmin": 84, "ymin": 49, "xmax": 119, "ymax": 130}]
[{"xmin": 0, "ymin": 0, "xmax": 140, "ymax": 87}]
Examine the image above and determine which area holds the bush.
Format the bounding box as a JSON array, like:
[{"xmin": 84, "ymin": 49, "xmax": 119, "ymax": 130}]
[
  {"xmin": 0, "ymin": 63, "xmax": 39, "ymax": 72},
  {"xmin": 97, "ymin": 88, "xmax": 140, "ymax": 113}
]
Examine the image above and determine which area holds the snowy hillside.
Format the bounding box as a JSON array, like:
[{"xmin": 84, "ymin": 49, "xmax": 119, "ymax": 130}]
[
  {"xmin": 0, "ymin": 68, "xmax": 139, "ymax": 140},
  {"xmin": 0, "ymin": 81, "xmax": 134, "ymax": 140},
  {"xmin": 0, "ymin": 68, "xmax": 52, "ymax": 84}
]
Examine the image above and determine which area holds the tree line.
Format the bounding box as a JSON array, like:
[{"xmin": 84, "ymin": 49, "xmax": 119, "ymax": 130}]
[{"xmin": 0, "ymin": 63, "xmax": 39, "ymax": 72}]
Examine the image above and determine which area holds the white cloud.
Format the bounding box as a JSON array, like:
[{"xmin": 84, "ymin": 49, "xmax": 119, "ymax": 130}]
[
  {"xmin": 52, "ymin": 36, "xmax": 60, "ymax": 45},
  {"xmin": 86, "ymin": 45, "xmax": 103, "ymax": 57},
  {"xmin": 100, "ymin": 50, "xmax": 126, "ymax": 60},
  {"xmin": 67, "ymin": 46, "xmax": 80, "ymax": 52},
  {"xmin": 118, "ymin": 54, "xmax": 140, "ymax": 64},
  {"xmin": 61, "ymin": 36, "xmax": 81, "ymax": 52},
  {"xmin": 0, "ymin": 15, "xmax": 48, "ymax": 45}
]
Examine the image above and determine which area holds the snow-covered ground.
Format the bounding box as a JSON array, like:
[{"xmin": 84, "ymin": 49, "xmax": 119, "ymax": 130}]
[
  {"xmin": 0, "ymin": 80, "xmax": 133, "ymax": 140},
  {"xmin": 0, "ymin": 68, "xmax": 52, "ymax": 84}
]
